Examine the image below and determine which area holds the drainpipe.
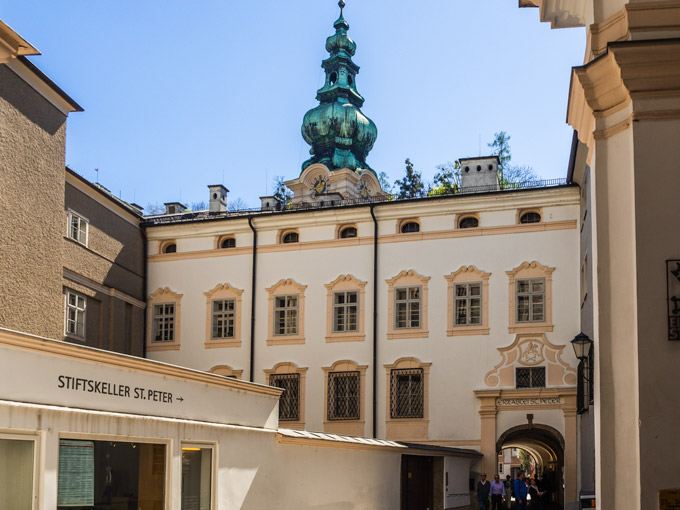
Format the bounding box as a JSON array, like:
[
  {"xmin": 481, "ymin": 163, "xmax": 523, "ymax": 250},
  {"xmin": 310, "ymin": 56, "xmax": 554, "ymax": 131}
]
[
  {"xmin": 370, "ymin": 204, "xmax": 379, "ymax": 438},
  {"xmin": 142, "ymin": 226, "xmax": 148, "ymax": 359},
  {"xmin": 247, "ymin": 216, "xmax": 257, "ymax": 382}
]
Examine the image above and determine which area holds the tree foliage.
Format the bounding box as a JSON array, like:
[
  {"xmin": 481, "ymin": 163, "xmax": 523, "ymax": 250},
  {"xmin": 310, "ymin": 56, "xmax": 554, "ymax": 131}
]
[
  {"xmin": 394, "ymin": 158, "xmax": 426, "ymax": 199},
  {"xmin": 429, "ymin": 161, "xmax": 460, "ymax": 196},
  {"xmin": 273, "ymin": 176, "xmax": 293, "ymax": 208},
  {"xmin": 227, "ymin": 197, "xmax": 248, "ymax": 212},
  {"xmin": 144, "ymin": 202, "xmax": 165, "ymax": 215},
  {"xmin": 517, "ymin": 449, "xmax": 533, "ymax": 474},
  {"xmin": 378, "ymin": 171, "xmax": 393, "ymax": 194},
  {"xmin": 488, "ymin": 131, "xmax": 539, "ymax": 185}
]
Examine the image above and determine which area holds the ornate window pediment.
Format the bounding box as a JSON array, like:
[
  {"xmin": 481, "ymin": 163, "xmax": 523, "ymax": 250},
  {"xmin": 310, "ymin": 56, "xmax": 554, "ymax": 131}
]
[{"xmin": 484, "ymin": 334, "xmax": 577, "ymax": 388}]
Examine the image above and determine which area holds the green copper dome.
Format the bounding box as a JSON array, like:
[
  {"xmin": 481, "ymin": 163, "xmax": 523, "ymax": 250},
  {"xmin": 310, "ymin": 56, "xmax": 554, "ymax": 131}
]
[{"xmin": 301, "ymin": 1, "xmax": 377, "ymax": 175}]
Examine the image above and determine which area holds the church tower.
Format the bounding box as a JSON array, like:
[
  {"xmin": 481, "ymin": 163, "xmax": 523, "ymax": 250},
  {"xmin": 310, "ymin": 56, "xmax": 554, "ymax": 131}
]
[{"xmin": 286, "ymin": 1, "xmax": 385, "ymax": 205}]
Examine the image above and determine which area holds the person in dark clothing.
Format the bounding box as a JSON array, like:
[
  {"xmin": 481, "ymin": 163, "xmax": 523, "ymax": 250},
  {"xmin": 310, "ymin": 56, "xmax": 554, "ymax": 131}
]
[
  {"xmin": 528, "ymin": 478, "xmax": 545, "ymax": 509},
  {"xmin": 513, "ymin": 472, "xmax": 529, "ymax": 510},
  {"xmin": 477, "ymin": 473, "xmax": 491, "ymax": 510}
]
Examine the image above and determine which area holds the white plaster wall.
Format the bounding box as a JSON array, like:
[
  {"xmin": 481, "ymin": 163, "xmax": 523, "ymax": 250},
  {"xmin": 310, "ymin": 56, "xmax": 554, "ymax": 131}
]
[
  {"xmin": 0, "ymin": 401, "xmax": 407, "ymax": 510},
  {"xmin": 146, "ymin": 191, "xmax": 581, "ymax": 443}
]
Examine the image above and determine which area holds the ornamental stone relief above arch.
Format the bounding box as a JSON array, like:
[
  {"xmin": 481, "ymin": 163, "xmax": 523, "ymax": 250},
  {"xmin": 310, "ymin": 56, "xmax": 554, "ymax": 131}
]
[{"xmin": 484, "ymin": 334, "xmax": 577, "ymax": 388}]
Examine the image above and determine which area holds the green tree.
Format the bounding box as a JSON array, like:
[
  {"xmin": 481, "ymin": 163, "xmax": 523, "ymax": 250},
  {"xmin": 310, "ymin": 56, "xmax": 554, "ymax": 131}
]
[
  {"xmin": 273, "ymin": 176, "xmax": 293, "ymax": 209},
  {"xmin": 518, "ymin": 449, "xmax": 533, "ymax": 474},
  {"xmin": 227, "ymin": 197, "xmax": 248, "ymax": 212},
  {"xmin": 488, "ymin": 131, "xmax": 539, "ymax": 186},
  {"xmin": 378, "ymin": 171, "xmax": 393, "ymax": 194},
  {"xmin": 428, "ymin": 161, "xmax": 460, "ymax": 196},
  {"xmin": 394, "ymin": 158, "xmax": 426, "ymax": 199}
]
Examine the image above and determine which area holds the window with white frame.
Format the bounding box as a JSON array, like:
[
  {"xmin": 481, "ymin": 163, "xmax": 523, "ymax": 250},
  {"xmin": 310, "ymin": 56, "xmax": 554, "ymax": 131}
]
[
  {"xmin": 274, "ymin": 295, "xmax": 299, "ymax": 335},
  {"xmin": 454, "ymin": 282, "xmax": 482, "ymax": 326},
  {"xmin": 395, "ymin": 286, "xmax": 421, "ymax": 329},
  {"xmin": 390, "ymin": 368, "xmax": 424, "ymax": 418},
  {"xmin": 327, "ymin": 371, "xmax": 360, "ymax": 420},
  {"xmin": 65, "ymin": 291, "xmax": 86, "ymax": 338},
  {"xmin": 516, "ymin": 278, "xmax": 545, "ymax": 322},
  {"xmin": 211, "ymin": 299, "xmax": 235, "ymax": 339},
  {"xmin": 152, "ymin": 303, "xmax": 175, "ymax": 342},
  {"xmin": 0, "ymin": 435, "xmax": 36, "ymax": 509},
  {"xmin": 68, "ymin": 211, "xmax": 88, "ymax": 245},
  {"xmin": 333, "ymin": 291, "xmax": 358, "ymax": 332}
]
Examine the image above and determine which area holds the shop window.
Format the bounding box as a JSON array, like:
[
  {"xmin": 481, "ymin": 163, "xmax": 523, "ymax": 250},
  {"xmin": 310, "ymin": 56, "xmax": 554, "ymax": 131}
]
[
  {"xmin": 67, "ymin": 210, "xmax": 88, "ymax": 246},
  {"xmin": 181, "ymin": 445, "xmax": 213, "ymax": 510},
  {"xmin": 0, "ymin": 436, "xmax": 36, "ymax": 510},
  {"xmin": 65, "ymin": 291, "xmax": 86, "ymax": 339},
  {"xmin": 57, "ymin": 439, "xmax": 166, "ymax": 510}
]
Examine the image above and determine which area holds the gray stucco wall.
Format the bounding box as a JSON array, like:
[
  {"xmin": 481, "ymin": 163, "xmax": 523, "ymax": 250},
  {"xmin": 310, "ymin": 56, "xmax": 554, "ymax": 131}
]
[{"xmin": 0, "ymin": 64, "xmax": 67, "ymax": 340}]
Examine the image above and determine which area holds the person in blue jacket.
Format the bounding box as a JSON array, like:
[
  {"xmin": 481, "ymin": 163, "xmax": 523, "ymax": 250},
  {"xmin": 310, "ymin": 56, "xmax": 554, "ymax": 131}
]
[{"xmin": 513, "ymin": 472, "xmax": 529, "ymax": 510}]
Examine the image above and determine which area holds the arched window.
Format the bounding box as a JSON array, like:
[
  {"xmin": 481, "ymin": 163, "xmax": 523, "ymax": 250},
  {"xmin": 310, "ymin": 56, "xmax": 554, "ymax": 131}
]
[
  {"xmin": 340, "ymin": 226, "xmax": 357, "ymax": 239},
  {"xmin": 161, "ymin": 241, "xmax": 177, "ymax": 254},
  {"xmin": 282, "ymin": 232, "xmax": 299, "ymax": 244},
  {"xmin": 400, "ymin": 221, "xmax": 420, "ymax": 234},
  {"xmin": 520, "ymin": 211, "xmax": 541, "ymax": 224},
  {"xmin": 220, "ymin": 237, "xmax": 236, "ymax": 249},
  {"xmin": 458, "ymin": 216, "xmax": 479, "ymax": 229}
]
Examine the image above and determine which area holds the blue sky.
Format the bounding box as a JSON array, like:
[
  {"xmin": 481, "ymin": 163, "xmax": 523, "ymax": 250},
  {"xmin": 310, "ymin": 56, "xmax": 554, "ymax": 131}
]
[{"xmin": 3, "ymin": 0, "xmax": 584, "ymax": 210}]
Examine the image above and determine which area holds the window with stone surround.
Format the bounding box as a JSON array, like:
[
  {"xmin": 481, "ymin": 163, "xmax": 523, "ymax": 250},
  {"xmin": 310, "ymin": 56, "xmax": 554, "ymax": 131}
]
[
  {"xmin": 386, "ymin": 270, "xmax": 430, "ymax": 339},
  {"xmin": 325, "ymin": 275, "xmax": 366, "ymax": 342},
  {"xmin": 506, "ymin": 261, "xmax": 554, "ymax": 334},
  {"xmin": 266, "ymin": 279, "xmax": 306, "ymax": 345},
  {"xmin": 204, "ymin": 283, "xmax": 244, "ymax": 348},
  {"xmin": 265, "ymin": 362, "xmax": 307, "ymax": 428},
  {"xmin": 146, "ymin": 288, "xmax": 182, "ymax": 351},
  {"xmin": 445, "ymin": 265, "xmax": 491, "ymax": 336},
  {"xmin": 384, "ymin": 358, "xmax": 431, "ymax": 441}
]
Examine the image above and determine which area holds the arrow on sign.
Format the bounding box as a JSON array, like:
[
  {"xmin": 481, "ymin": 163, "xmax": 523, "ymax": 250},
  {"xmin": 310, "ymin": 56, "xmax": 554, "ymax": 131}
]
[{"xmin": 177, "ymin": 397, "xmax": 184, "ymax": 402}]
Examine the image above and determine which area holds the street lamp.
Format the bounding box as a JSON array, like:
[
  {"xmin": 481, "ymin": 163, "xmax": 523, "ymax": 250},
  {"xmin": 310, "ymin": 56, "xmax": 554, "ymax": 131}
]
[{"xmin": 570, "ymin": 332, "xmax": 593, "ymax": 361}]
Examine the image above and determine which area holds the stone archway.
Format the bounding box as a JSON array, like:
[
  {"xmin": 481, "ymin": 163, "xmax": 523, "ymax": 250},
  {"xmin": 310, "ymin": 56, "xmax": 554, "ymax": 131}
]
[{"xmin": 497, "ymin": 424, "xmax": 565, "ymax": 508}]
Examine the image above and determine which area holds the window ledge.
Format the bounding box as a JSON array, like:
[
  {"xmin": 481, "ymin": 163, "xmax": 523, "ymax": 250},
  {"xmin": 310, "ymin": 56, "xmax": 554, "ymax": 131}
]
[
  {"xmin": 267, "ymin": 336, "xmax": 305, "ymax": 346},
  {"xmin": 387, "ymin": 330, "xmax": 429, "ymax": 340},
  {"xmin": 447, "ymin": 326, "xmax": 490, "ymax": 337},
  {"xmin": 279, "ymin": 421, "xmax": 305, "ymax": 430},
  {"xmin": 204, "ymin": 339, "xmax": 241, "ymax": 349},
  {"xmin": 64, "ymin": 334, "xmax": 86, "ymax": 343},
  {"xmin": 508, "ymin": 324, "xmax": 554, "ymax": 334},
  {"xmin": 146, "ymin": 342, "xmax": 181, "ymax": 352},
  {"xmin": 325, "ymin": 333, "xmax": 366, "ymax": 343}
]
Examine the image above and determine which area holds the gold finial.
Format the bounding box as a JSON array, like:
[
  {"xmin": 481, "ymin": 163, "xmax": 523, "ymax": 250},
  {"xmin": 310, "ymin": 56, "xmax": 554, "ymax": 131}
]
[{"xmin": 339, "ymin": 0, "xmax": 345, "ymax": 15}]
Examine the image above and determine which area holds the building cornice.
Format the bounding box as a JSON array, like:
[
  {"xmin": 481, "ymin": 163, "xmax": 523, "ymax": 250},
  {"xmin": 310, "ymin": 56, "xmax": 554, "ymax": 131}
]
[{"xmin": 0, "ymin": 19, "xmax": 39, "ymax": 62}]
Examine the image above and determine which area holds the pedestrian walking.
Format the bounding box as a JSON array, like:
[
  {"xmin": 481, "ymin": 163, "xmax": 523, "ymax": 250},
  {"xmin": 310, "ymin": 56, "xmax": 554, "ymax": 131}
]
[
  {"xmin": 490, "ymin": 474, "xmax": 506, "ymax": 510},
  {"xmin": 477, "ymin": 473, "xmax": 491, "ymax": 510},
  {"xmin": 504, "ymin": 475, "xmax": 513, "ymax": 509},
  {"xmin": 528, "ymin": 478, "xmax": 545, "ymax": 509},
  {"xmin": 513, "ymin": 472, "xmax": 529, "ymax": 510}
]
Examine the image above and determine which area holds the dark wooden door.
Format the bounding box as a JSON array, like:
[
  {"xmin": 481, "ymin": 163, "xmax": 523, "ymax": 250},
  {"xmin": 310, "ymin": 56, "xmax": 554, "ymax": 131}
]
[{"xmin": 401, "ymin": 455, "xmax": 434, "ymax": 510}]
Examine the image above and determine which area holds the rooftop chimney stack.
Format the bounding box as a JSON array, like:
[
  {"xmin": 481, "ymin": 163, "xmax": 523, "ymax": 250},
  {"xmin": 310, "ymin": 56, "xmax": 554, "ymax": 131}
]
[
  {"xmin": 164, "ymin": 202, "xmax": 187, "ymax": 215},
  {"xmin": 208, "ymin": 185, "xmax": 229, "ymax": 213},
  {"xmin": 459, "ymin": 156, "xmax": 501, "ymax": 192}
]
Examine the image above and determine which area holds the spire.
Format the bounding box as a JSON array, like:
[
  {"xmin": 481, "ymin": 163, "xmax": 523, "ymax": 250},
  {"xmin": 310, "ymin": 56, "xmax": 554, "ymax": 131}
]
[{"xmin": 300, "ymin": 2, "xmax": 378, "ymax": 174}]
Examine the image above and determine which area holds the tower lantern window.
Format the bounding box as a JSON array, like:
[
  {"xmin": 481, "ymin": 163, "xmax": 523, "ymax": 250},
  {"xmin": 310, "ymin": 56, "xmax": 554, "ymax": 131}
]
[{"xmin": 330, "ymin": 72, "xmax": 338, "ymax": 85}]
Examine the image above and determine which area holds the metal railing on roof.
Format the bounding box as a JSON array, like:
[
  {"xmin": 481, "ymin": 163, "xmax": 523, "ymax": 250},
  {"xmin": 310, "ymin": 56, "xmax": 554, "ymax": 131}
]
[{"xmin": 144, "ymin": 178, "xmax": 569, "ymax": 225}]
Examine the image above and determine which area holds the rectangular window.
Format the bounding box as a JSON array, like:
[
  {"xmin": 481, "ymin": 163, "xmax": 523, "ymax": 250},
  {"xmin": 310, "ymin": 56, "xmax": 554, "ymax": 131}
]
[
  {"xmin": 153, "ymin": 303, "xmax": 175, "ymax": 342},
  {"xmin": 516, "ymin": 278, "xmax": 545, "ymax": 323},
  {"xmin": 333, "ymin": 291, "xmax": 358, "ymax": 332},
  {"xmin": 274, "ymin": 294, "xmax": 298, "ymax": 336},
  {"xmin": 516, "ymin": 367, "xmax": 546, "ymax": 388},
  {"xmin": 57, "ymin": 439, "xmax": 166, "ymax": 510},
  {"xmin": 65, "ymin": 291, "xmax": 86, "ymax": 338},
  {"xmin": 390, "ymin": 368, "xmax": 424, "ymax": 418},
  {"xmin": 269, "ymin": 373, "xmax": 300, "ymax": 421},
  {"xmin": 68, "ymin": 211, "xmax": 88, "ymax": 245},
  {"xmin": 211, "ymin": 299, "xmax": 235, "ymax": 339},
  {"xmin": 395, "ymin": 286, "xmax": 421, "ymax": 329},
  {"xmin": 328, "ymin": 371, "xmax": 360, "ymax": 420},
  {"xmin": 0, "ymin": 437, "xmax": 35, "ymax": 510},
  {"xmin": 454, "ymin": 282, "xmax": 482, "ymax": 326},
  {"xmin": 181, "ymin": 445, "xmax": 212, "ymax": 510}
]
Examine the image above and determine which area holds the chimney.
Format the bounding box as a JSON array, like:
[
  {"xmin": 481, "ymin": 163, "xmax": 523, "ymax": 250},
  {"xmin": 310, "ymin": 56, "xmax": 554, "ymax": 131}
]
[
  {"xmin": 459, "ymin": 156, "xmax": 501, "ymax": 191},
  {"xmin": 259, "ymin": 195, "xmax": 281, "ymax": 211},
  {"xmin": 164, "ymin": 202, "xmax": 187, "ymax": 215},
  {"xmin": 208, "ymin": 184, "xmax": 229, "ymax": 212}
]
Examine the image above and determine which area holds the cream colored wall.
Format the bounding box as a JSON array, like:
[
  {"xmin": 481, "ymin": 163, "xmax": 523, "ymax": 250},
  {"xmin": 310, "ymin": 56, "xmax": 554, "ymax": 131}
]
[{"xmin": 146, "ymin": 189, "xmax": 581, "ymax": 446}]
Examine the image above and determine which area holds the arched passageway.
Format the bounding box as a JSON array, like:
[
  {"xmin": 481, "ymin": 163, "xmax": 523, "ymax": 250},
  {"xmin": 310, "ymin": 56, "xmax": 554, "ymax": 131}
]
[{"xmin": 497, "ymin": 424, "xmax": 564, "ymax": 509}]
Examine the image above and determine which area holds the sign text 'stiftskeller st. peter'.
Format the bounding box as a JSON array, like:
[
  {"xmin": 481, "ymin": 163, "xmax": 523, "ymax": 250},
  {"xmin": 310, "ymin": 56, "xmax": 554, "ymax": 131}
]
[{"xmin": 57, "ymin": 375, "xmax": 179, "ymax": 403}]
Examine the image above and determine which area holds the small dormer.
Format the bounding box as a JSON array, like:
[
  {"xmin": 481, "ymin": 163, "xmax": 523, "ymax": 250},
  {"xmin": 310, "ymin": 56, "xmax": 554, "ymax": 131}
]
[
  {"xmin": 164, "ymin": 202, "xmax": 187, "ymax": 215},
  {"xmin": 208, "ymin": 185, "xmax": 229, "ymax": 213},
  {"xmin": 459, "ymin": 156, "xmax": 501, "ymax": 191}
]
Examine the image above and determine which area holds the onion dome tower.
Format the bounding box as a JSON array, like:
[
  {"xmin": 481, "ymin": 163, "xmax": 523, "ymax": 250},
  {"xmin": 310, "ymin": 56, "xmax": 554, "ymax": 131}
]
[{"xmin": 301, "ymin": 1, "xmax": 377, "ymax": 175}]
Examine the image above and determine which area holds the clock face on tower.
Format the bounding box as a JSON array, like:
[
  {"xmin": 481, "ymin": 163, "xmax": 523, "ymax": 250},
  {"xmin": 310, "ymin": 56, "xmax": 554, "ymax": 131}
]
[{"xmin": 311, "ymin": 176, "xmax": 328, "ymax": 198}]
